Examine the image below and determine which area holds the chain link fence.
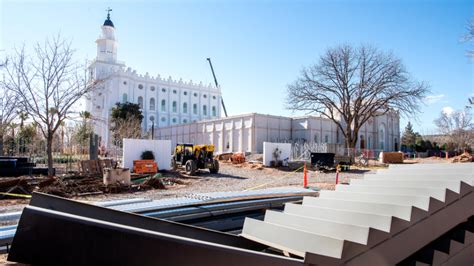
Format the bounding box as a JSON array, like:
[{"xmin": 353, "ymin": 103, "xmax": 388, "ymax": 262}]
[{"xmin": 268, "ymin": 139, "xmax": 386, "ymax": 166}]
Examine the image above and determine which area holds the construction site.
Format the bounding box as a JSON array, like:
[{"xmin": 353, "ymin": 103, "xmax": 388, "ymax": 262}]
[
  {"xmin": 0, "ymin": 146, "xmax": 472, "ymax": 265},
  {"xmin": 1, "ymin": 2, "xmax": 473, "ymax": 265}
]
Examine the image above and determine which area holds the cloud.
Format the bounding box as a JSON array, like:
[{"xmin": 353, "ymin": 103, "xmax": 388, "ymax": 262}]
[
  {"xmin": 442, "ymin": 106, "xmax": 454, "ymax": 115},
  {"xmin": 424, "ymin": 94, "xmax": 445, "ymax": 104}
]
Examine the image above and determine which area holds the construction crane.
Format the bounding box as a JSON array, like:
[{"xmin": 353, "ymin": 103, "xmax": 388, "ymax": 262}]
[{"xmin": 206, "ymin": 58, "xmax": 228, "ymax": 117}]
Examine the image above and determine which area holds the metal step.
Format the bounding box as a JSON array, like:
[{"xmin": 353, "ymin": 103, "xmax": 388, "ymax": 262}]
[{"xmin": 242, "ymin": 163, "xmax": 474, "ymax": 265}]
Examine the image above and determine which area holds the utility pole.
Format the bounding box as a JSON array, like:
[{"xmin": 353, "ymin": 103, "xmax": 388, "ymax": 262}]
[{"xmin": 206, "ymin": 58, "xmax": 228, "ymax": 117}]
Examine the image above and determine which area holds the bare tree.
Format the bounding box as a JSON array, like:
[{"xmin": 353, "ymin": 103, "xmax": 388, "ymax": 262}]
[
  {"xmin": 461, "ymin": 18, "xmax": 474, "ymax": 58},
  {"xmin": 0, "ymin": 50, "xmax": 7, "ymax": 67},
  {"xmin": 110, "ymin": 102, "xmax": 143, "ymax": 147},
  {"xmin": 112, "ymin": 116, "xmax": 142, "ymax": 147},
  {"xmin": 434, "ymin": 107, "xmax": 473, "ymax": 151},
  {"xmin": 287, "ymin": 45, "xmax": 429, "ymax": 154},
  {"xmin": 1, "ymin": 35, "xmax": 102, "ymax": 177},
  {"xmin": 0, "ymin": 86, "xmax": 17, "ymax": 155}
]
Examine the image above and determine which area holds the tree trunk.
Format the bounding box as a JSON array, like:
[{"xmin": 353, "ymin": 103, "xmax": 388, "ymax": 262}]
[
  {"xmin": 46, "ymin": 133, "xmax": 54, "ymax": 178},
  {"xmin": 0, "ymin": 134, "xmax": 3, "ymax": 156},
  {"xmin": 344, "ymin": 128, "xmax": 359, "ymax": 164}
]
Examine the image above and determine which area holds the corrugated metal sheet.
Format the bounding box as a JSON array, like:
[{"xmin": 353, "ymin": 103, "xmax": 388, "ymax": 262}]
[
  {"xmin": 110, "ymin": 187, "xmax": 314, "ymax": 213},
  {"xmin": 0, "ymin": 212, "xmax": 21, "ymax": 222},
  {"xmin": 95, "ymin": 198, "xmax": 152, "ymax": 207},
  {"xmin": 0, "ymin": 187, "xmax": 314, "ymax": 245}
]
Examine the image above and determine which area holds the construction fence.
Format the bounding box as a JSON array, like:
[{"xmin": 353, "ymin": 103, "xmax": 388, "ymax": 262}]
[{"xmin": 288, "ymin": 141, "xmax": 384, "ymax": 162}]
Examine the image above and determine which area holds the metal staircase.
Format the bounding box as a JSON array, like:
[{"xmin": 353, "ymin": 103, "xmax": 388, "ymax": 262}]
[{"xmin": 241, "ymin": 163, "xmax": 474, "ymax": 265}]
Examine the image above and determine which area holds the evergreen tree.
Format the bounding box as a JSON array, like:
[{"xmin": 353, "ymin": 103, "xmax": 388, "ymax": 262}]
[
  {"xmin": 73, "ymin": 111, "xmax": 93, "ymax": 154},
  {"xmin": 401, "ymin": 122, "xmax": 417, "ymax": 150}
]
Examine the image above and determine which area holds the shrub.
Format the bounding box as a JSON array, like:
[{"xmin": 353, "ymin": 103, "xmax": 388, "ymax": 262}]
[{"xmin": 141, "ymin": 150, "xmax": 155, "ymax": 160}]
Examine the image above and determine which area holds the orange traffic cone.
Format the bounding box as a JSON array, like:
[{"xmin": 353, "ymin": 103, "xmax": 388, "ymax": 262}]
[
  {"xmin": 335, "ymin": 168, "xmax": 340, "ymax": 185},
  {"xmin": 303, "ymin": 162, "xmax": 308, "ymax": 188}
]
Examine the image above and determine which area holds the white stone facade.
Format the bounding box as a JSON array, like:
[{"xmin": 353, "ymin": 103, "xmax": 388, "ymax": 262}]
[
  {"xmin": 86, "ymin": 15, "xmax": 222, "ymax": 146},
  {"xmin": 154, "ymin": 112, "xmax": 400, "ymax": 154}
]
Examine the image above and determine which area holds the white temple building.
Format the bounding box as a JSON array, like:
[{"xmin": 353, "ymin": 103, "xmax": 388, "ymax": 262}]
[{"xmin": 86, "ymin": 12, "xmax": 222, "ymax": 146}]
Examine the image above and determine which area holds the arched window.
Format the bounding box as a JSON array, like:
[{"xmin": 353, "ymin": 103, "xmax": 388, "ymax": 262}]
[
  {"xmin": 368, "ymin": 136, "xmax": 372, "ymax": 149},
  {"xmin": 360, "ymin": 135, "xmax": 365, "ymax": 149},
  {"xmin": 325, "ymin": 135, "xmax": 329, "ymax": 143},
  {"xmin": 379, "ymin": 128, "xmax": 385, "ymax": 150},
  {"xmin": 172, "ymin": 118, "xmax": 177, "ymax": 123},
  {"xmin": 172, "ymin": 101, "xmax": 177, "ymax": 112},
  {"xmin": 122, "ymin": 93, "xmax": 128, "ymax": 103},
  {"xmin": 193, "ymin": 104, "xmax": 198, "ymax": 114},
  {"xmin": 212, "ymin": 106, "xmax": 216, "ymax": 116},
  {"xmin": 138, "ymin": 84, "xmax": 143, "ymax": 89},
  {"xmin": 138, "ymin": 96, "xmax": 143, "ymax": 109},
  {"xmin": 314, "ymin": 134, "xmax": 318, "ymax": 143},
  {"xmin": 183, "ymin": 102, "xmax": 188, "ymax": 113},
  {"xmin": 183, "ymin": 119, "xmax": 187, "ymax": 123},
  {"xmin": 161, "ymin": 100, "xmax": 166, "ymax": 111},
  {"xmin": 150, "ymin": 98, "xmax": 155, "ymax": 110},
  {"xmin": 203, "ymin": 105, "xmax": 207, "ymax": 116},
  {"xmin": 161, "ymin": 117, "xmax": 166, "ymax": 122}
]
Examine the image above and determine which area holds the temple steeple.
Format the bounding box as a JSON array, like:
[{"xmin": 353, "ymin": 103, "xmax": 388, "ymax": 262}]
[
  {"xmin": 96, "ymin": 8, "xmax": 117, "ymax": 63},
  {"xmin": 103, "ymin": 8, "xmax": 114, "ymax": 28}
]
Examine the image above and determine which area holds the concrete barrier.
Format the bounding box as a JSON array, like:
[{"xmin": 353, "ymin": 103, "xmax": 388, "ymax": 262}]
[{"xmin": 379, "ymin": 152, "xmax": 404, "ymax": 163}]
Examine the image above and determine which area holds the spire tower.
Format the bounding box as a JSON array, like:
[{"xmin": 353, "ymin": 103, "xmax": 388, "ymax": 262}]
[{"xmin": 96, "ymin": 8, "xmax": 117, "ymax": 63}]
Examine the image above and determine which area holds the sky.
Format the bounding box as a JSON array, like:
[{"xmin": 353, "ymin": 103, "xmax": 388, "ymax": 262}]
[{"xmin": 1, "ymin": 0, "xmax": 473, "ymax": 134}]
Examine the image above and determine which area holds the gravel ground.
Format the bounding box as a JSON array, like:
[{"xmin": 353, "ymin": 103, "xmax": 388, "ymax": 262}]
[{"xmin": 74, "ymin": 162, "xmax": 374, "ymax": 202}]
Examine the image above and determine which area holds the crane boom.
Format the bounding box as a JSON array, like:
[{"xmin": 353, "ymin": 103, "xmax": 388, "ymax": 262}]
[{"xmin": 206, "ymin": 58, "xmax": 228, "ymax": 117}]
